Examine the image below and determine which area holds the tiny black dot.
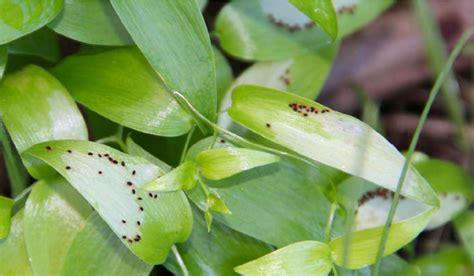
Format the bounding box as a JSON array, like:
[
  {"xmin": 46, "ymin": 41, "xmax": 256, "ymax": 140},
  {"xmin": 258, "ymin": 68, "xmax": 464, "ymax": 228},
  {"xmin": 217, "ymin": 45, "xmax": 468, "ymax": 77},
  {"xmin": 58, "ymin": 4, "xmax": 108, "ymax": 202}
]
[
  {"xmin": 88, "ymin": 152, "xmax": 93, "ymax": 156},
  {"xmin": 154, "ymin": 194, "xmax": 158, "ymax": 199},
  {"xmin": 104, "ymin": 154, "xmax": 109, "ymax": 157},
  {"xmin": 134, "ymin": 237, "xmax": 140, "ymax": 242},
  {"xmin": 65, "ymin": 166, "xmax": 71, "ymax": 170},
  {"xmin": 137, "ymin": 221, "xmax": 141, "ymax": 226},
  {"xmin": 98, "ymin": 171, "xmax": 103, "ymax": 174},
  {"xmin": 137, "ymin": 197, "xmax": 142, "ymax": 200},
  {"xmin": 122, "ymin": 235, "xmax": 127, "ymax": 239},
  {"xmin": 148, "ymin": 193, "xmax": 153, "ymax": 198},
  {"xmin": 122, "ymin": 220, "xmax": 126, "ymax": 224},
  {"xmin": 113, "ymin": 160, "xmax": 118, "ymax": 164},
  {"xmin": 132, "ymin": 170, "xmax": 136, "ymax": 176},
  {"xmin": 67, "ymin": 150, "xmax": 72, "ymax": 153},
  {"xmin": 139, "ymin": 206, "xmax": 144, "ymax": 211},
  {"xmin": 303, "ymin": 113, "xmax": 308, "ymax": 117},
  {"xmin": 128, "ymin": 239, "xmax": 133, "ymax": 243},
  {"xmin": 220, "ymin": 139, "xmax": 225, "ymax": 143},
  {"xmin": 46, "ymin": 146, "xmax": 52, "ymax": 151},
  {"xmin": 127, "ymin": 181, "xmax": 133, "ymax": 186},
  {"xmin": 98, "ymin": 154, "xmax": 102, "ymax": 158},
  {"xmin": 266, "ymin": 123, "xmax": 271, "ymax": 128},
  {"xmin": 121, "ymin": 161, "xmax": 125, "ymax": 166},
  {"xmin": 132, "ymin": 189, "xmax": 136, "ymax": 194}
]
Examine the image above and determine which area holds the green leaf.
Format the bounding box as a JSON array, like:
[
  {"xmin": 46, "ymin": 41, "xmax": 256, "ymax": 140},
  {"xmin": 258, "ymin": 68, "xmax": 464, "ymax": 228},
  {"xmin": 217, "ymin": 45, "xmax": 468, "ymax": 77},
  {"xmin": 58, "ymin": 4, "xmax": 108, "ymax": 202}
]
[
  {"xmin": 0, "ymin": 65, "xmax": 88, "ymax": 179},
  {"xmin": 7, "ymin": 27, "xmax": 60, "ymax": 62},
  {"xmin": 0, "ymin": 195, "xmax": 14, "ymax": 239},
  {"xmin": 196, "ymin": 0, "xmax": 207, "ymax": 11},
  {"xmin": 235, "ymin": 241, "xmax": 332, "ymax": 275},
  {"xmin": 61, "ymin": 212, "xmax": 153, "ymax": 275},
  {"xmin": 197, "ymin": 147, "xmax": 280, "ymax": 180},
  {"xmin": 24, "ymin": 177, "xmax": 92, "ymax": 274},
  {"xmin": 214, "ymin": 47, "xmax": 234, "ymax": 105},
  {"xmin": 25, "ymin": 140, "xmax": 193, "ymax": 264},
  {"xmin": 205, "ymin": 210, "xmax": 213, "ymax": 232},
  {"xmin": 329, "ymin": 208, "xmax": 436, "ymax": 269},
  {"xmin": 415, "ymin": 159, "xmax": 473, "ymax": 229},
  {"xmin": 187, "ymin": 139, "xmax": 333, "ymax": 247},
  {"xmin": 0, "ymin": 210, "xmax": 33, "ymax": 275},
  {"xmin": 454, "ymin": 211, "xmax": 474, "ymax": 263},
  {"xmin": 412, "ymin": 246, "xmax": 471, "ymax": 276},
  {"xmin": 51, "ymin": 48, "xmax": 193, "ymax": 137},
  {"xmin": 111, "ymin": 0, "xmax": 217, "ymax": 121},
  {"xmin": 126, "ymin": 137, "xmax": 172, "ymax": 172},
  {"xmin": 0, "ymin": 0, "xmax": 63, "ymax": 44},
  {"xmin": 0, "ymin": 45, "xmax": 6, "ymax": 79},
  {"xmin": 289, "ymin": 0, "xmax": 338, "ymax": 40},
  {"xmin": 48, "ymin": 0, "xmax": 132, "ymax": 45},
  {"xmin": 143, "ymin": 161, "xmax": 198, "ymax": 192},
  {"xmin": 207, "ymin": 193, "xmax": 231, "ymax": 215},
  {"xmin": 337, "ymin": 254, "xmax": 420, "ymax": 276},
  {"xmin": 228, "ymin": 85, "xmax": 438, "ymax": 206},
  {"xmin": 165, "ymin": 206, "xmax": 271, "ymax": 276}
]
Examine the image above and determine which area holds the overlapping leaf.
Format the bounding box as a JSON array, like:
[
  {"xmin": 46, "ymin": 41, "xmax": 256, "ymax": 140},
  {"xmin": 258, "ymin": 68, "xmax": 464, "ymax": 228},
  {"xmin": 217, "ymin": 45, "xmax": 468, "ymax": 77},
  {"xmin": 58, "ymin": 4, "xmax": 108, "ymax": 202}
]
[
  {"xmin": 48, "ymin": 0, "xmax": 132, "ymax": 46},
  {"xmin": 26, "ymin": 140, "xmax": 193, "ymax": 264},
  {"xmin": 289, "ymin": 0, "xmax": 338, "ymax": 40},
  {"xmin": 7, "ymin": 28, "xmax": 60, "ymax": 62},
  {"xmin": 0, "ymin": 195, "xmax": 14, "ymax": 239},
  {"xmin": 0, "ymin": 45, "xmax": 6, "ymax": 79},
  {"xmin": 0, "ymin": 0, "xmax": 63, "ymax": 44},
  {"xmin": 112, "ymin": 0, "xmax": 217, "ymax": 121},
  {"xmin": 0, "ymin": 65, "xmax": 88, "ymax": 179},
  {"xmin": 51, "ymin": 48, "xmax": 193, "ymax": 137}
]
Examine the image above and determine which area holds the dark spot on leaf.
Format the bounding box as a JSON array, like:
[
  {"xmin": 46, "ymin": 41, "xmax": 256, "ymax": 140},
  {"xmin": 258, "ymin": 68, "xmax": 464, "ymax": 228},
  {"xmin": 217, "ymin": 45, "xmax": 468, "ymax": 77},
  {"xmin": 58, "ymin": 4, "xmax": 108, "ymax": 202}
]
[
  {"xmin": 121, "ymin": 161, "xmax": 126, "ymax": 166},
  {"xmin": 132, "ymin": 170, "xmax": 136, "ymax": 176},
  {"xmin": 137, "ymin": 221, "xmax": 141, "ymax": 226},
  {"xmin": 137, "ymin": 197, "xmax": 142, "ymax": 200},
  {"xmin": 65, "ymin": 166, "xmax": 71, "ymax": 170},
  {"xmin": 98, "ymin": 171, "xmax": 103, "ymax": 175},
  {"xmin": 148, "ymin": 193, "xmax": 153, "ymax": 198},
  {"xmin": 67, "ymin": 150, "xmax": 72, "ymax": 153},
  {"xmin": 122, "ymin": 220, "xmax": 126, "ymax": 224},
  {"xmin": 154, "ymin": 194, "xmax": 157, "ymax": 199},
  {"xmin": 132, "ymin": 189, "xmax": 136, "ymax": 195},
  {"xmin": 122, "ymin": 235, "xmax": 126, "ymax": 239},
  {"xmin": 127, "ymin": 181, "xmax": 133, "ymax": 186},
  {"xmin": 128, "ymin": 239, "xmax": 133, "ymax": 243},
  {"xmin": 98, "ymin": 154, "xmax": 102, "ymax": 158},
  {"xmin": 46, "ymin": 146, "xmax": 52, "ymax": 151},
  {"xmin": 88, "ymin": 152, "xmax": 93, "ymax": 156},
  {"xmin": 266, "ymin": 123, "xmax": 271, "ymax": 128},
  {"xmin": 139, "ymin": 206, "xmax": 144, "ymax": 211},
  {"xmin": 104, "ymin": 153, "xmax": 109, "ymax": 157}
]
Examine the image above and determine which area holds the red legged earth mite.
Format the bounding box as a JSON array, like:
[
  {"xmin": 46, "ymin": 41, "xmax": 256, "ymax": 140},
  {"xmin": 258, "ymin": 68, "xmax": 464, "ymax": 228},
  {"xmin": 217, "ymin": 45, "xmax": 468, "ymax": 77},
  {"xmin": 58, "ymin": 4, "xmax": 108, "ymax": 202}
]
[
  {"xmin": 266, "ymin": 123, "xmax": 271, "ymax": 128},
  {"xmin": 67, "ymin": 150, "xmax": 72, "ymax": 153},
  {"xmin": 98, "ymin": 171, "xmax": 103, "ymax": 175},
  {"xmin": 65, "ymin": 166, "xmax": 71, "ymax": 170},
  {"xmin": 132, "ymin": 170, "xmax": 136, "ymax": 176},
  {"xmin": 88, "ymin": 152, "xmax": 93, "ymax": 156},
  {"xmin": 46, "ymin": 146, "xmax": 52, "ymax": 151}
]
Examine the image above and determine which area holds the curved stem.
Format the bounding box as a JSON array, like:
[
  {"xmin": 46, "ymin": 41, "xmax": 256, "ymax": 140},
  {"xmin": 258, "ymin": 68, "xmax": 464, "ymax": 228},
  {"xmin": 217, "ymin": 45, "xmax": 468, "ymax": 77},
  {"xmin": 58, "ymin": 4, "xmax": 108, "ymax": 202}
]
[
  {"xmin": 171, "ymin": 245, "xmax": 189, "ymax": 276},
  {"xmin": 372, "ymin": 28, "xmax": 474, "ymax": 276},
  {"xmin": 180, "ymin": 125, "xmax": 196, "ymax": 164},
  {"xmin": 324, "ymin": 202, "xmax": 338, "ymax": 243}
]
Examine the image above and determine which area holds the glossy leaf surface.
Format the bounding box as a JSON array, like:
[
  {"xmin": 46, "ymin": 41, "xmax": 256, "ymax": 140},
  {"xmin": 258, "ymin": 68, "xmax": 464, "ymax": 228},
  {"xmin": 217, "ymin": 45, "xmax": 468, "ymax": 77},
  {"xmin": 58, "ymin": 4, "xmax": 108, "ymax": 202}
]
[
  {"xmin": 112, "ymin": 0, "xmax": 217, "ymax": 121},
  {"xmin": 0, "ymin": 195, "xmax": 14, "ymax": 239},
  {"xmin": 26, "ymin": 140, "xmax": 192, "ymax": 264},
  {"xmin": 0, "ymin": 0, "xmax": 63, "ymax": 44},
  {"xmin": 24, "ymin": 178, "xmax": 91, "ymax": 275},
  {"xmin": 7, "ymin": 27, "xmax": 59, "ymax": 62},
  {"xmin": 289, "ymin": 0, "xmax": 338, "ymax": 40},
  {"xmin": 51, "ymin": 48, "xmax": 193, "ymax": 137},
  {"xmin": 235, "ymin": 241, "xmax": 332, "ymax": 275},
  {"xmin": 0, "ymin": 65, "xmax": 88, "ymax": 179},
  {"xmin": 228, "ymin": 85, "xmax": 438, "ymax": 206},
  {"xmin": 49, "ymin": 0, "xmax": 133, "ymax": 45},
  {"xmin": 144, "ymin": 161, "xmax": 198, "ymax": 192}
]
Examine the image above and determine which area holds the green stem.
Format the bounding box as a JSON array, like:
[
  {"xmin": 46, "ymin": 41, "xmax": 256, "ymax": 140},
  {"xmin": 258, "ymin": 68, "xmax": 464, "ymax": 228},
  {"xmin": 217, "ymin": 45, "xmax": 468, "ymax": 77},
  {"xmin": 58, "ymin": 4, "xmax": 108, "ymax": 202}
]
[
  {"xmin": 324, "ymin": 202, "xmax": 338, "ymax": 243},
  {"xmin": 13, "ymin": 184, "xmax": 34, "ymax": 203},
  {"xmin": 0, "ymin": 121, "xmax": 28, "ymax": 196},
  {"xmin": 180, "ymin": 125, "xmax": 196, "ymax": 164},
  {"xmin": 171, "ymin": 245, "xmax": 189, "ymax": 276},
  {"xmin": 372, "ymin": 28, "xmax": 474, "ymax": 276},
  {"xmin": 207, "ymin": 131, "xmax": 218, "ymax": 150}
]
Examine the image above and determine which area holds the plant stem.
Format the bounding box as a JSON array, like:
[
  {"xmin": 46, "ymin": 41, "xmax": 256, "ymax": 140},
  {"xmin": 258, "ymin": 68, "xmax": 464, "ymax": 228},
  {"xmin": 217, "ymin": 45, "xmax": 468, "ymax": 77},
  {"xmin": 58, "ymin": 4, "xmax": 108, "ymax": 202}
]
[
  {"xmin": 372, "ymin": 28, "xmax": 474, "ymax": 276},
  {"xmin": 0, "ymin": 120, "xmax": 28, "ymax": 196},
  {"xmin": 180, "ymin": 125, "xmax": 196, "ymax": 164},
  {"xmin": 324, "ymin": 202, "xmax": 338, "ymax": 243},
  {"xmin": 171, "ymin": 245, "xmax": 189, "ymax": 276}
]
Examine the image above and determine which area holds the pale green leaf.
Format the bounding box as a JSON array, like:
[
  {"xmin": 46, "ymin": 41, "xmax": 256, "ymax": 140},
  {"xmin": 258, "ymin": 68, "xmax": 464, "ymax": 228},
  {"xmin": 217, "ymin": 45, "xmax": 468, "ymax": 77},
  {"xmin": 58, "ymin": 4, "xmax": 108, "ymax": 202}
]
[
  {"xmin": 25, "ymin": 140, "xmax": 192, "ymax": 264},
  {"xmin": 289, "ymin": 0, "xmax": 338, "ymax": 40},
  {"xmin": 165, "ymin": 206, "xmax": 271, "ymax": 276},
  {"xmin": 214, "ymin": 46, "xmax": 234, "ymax": 105},
  {"xmin": 0, "ymin": 210, "xmax": 33, "ymax": 275},
  {"xmin": 412, "ymin": 246, "xmax": 471, "ymax": 276},
  {"xmin": 235, "ymin": 241, "xmax": 332, "ymax": 275},
  {"xmin": 197, "ymin": 147, "xmax": 280, "ymax": 180},
  {"xmin": 0, "ymin": 45, "xmax": 6, "ymax": 79},
  {"xmin": 454, "ymin": 211, "xmax": 474, "ymax": 263},
  {"xmin": 51, "ymin": 48, "xmax": 193, "ymax": 137},
  {"xmin": 187, "ymin": 139, "xmax": 333, "ymax": 247},
  {"xmin": 24, "ymin": 178, "xmax": 92, "ymax": 275},
  {"xmin": 0, "ymin": 0, "xmax": 63, "ymax": 44},
  {"xmin": 0, "ymin": 195, "xmax": 14, "ymax": 239},
  {"xmin": 207, "ymin": 193, "xmax": 231, "ymax": 215},
  {"xmin": 111, "ymin": 0, "xmax": 217, "ymax": 121},
  {"xmin": 196, "ymin": 0, "xmax": 207, "ymax": 11},
  {"xmin": 126, "ymin": 137, "xmax": 172, "ymax": 172},
  {"xmin": 228, "ymin": 85, "xmax": 438, "ymax": 206},
  {"xmin": 61, "ymin": 212, "xmax": 153, "ymax": 275},
  {"xmin": 143, "ymin": 161, "xmax": 198, "ymax": 192},
  {"xmin": 329, "ymin": 208, "xmax": 436, "ymax": 269},
  {"xmin": 48, "ymin": 0, "xmax": 133, "ymax": 45},
  {"xmin": 7, "ymin": 27, "xmax": 59, "ymax": 62},
  {"xmin": 0, "ymin": 65, "xmax": 88, "ymax": 179}
]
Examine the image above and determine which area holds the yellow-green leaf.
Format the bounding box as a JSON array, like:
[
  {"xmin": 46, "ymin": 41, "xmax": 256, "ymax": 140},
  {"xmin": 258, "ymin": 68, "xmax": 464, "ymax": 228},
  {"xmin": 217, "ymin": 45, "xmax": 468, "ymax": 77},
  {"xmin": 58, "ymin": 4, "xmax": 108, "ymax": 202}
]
[
  {"xmin": 143, "ymin": 161, "xmax": 198, "ymax": 192},
  {"xmin": 0, "ymin": 195, "xmax": 14, "ymax": 239},
  {"xmin": 289, "ymin": 0, "xmax": 338, "ymax": 40}
]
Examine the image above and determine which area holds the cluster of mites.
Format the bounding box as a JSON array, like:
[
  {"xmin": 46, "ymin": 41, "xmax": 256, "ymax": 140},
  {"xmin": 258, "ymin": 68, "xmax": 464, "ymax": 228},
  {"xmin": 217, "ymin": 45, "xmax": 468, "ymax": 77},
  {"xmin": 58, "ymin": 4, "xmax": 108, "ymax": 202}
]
[
  {"xmin": 357, "ymin": 188, "xmax": 406, "ymax": 207},
  {"xmin": 267, "ymin": 14, "xmax": 314, "ymax": 32},
  {"xmin": 46, "ymin": 145, "xmax": 160, "ymax": 244},
  {"xmin": 290, "ymin": 102, "xmax": 330, "ymax": 116}
]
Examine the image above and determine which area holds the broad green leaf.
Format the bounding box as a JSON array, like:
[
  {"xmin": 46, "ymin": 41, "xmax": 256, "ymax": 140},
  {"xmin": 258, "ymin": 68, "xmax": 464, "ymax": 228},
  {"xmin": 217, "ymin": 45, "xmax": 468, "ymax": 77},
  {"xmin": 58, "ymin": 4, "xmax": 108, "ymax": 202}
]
[
  {"xmin": 165, "ymin": 206, "xmax": 271, "ymax": 276},
  {"xmin": 215, "ymin": 0, "xmax": 331, "ymax": 61},
  {"xmin": 218, "ymin": 47, "xmax": 337, "ymax": 131},
  {"xmin": 412, "ymin": 246, "xmax": 471, "ymax": 276},
  {"xmin": 111, "ymin": 0, "xmax": 217, "ymax": 121},
  {"xmin": 144, "ymin": 161, "xmax": 198, "ymax": 192},
  {"xmin": 126, "ymin": 137, "xmax": 172, "ymax": 172},
  {"xmin": 0, "ymin": 65, "xmax": 88, "ymax": 179},
  {"xmin": 48, "ymin": 0, "xmax": 133, "ymax": 46},
  {"xmin": 0, "ymin": 45, "xmax": 6, "ymax": 79},
  {"xmin": 187, "ymin": 138, "xmax": 333, "ymax": 247},
  {"xmin": 0, "ymin": 195, "xmax": 14, "ymax": 239},
  {"xmin": 197, "ymin": 148, "xmax": 280, "ymax": 180},
  {"xmin": 196, "ymin": 0, "xmax": 207, "ymax": 11},
  {"xmin": 0, "ymin": 210, "xmax": 33, "ymax": 275},
  {"xmin": 61, "ymin": 212, "xmax": 153, "ymax": 275},
  {"xmin": 228, "ymin": 85, "xmax": 438, "ymax": 206},
  {"xmin": 234, "ymin": 241, "xmax": 332, "ymax": 275},
  {"xmin": 0, "ymin": 0, "xmax": 63, "ymax": 44},
  {"xmin": 215, "ymin": 0, "xmax": 392, "ymax": 60},
  {"xmin": 454, "ymin": 211, "xmax": 474, "ymax": 263},
  {"xmin": 26, "ymin": 140, "xmax": 193, "ymax": 264},
  {"xmin": 415, "ymin": 159, "xmax": 473, "ymax": 229},
  {"xmin": 289, "ymin": 0, "xmax": 338, "ymax": 40},
  {"xmin": 329, "ymin": 208, "xmax": 436, "ymax": 269},
  {"xmin": 24, "ymin": 178, "xmax": 92, "ymax": 275},
  {"xmin": 51, "ymin": 48, "xmax": 193, "ymax": 137},
  {"xmin": 7, "ymin": 27, "xmax": 59, "ymax": 62},
  {"xmin": 207, "ymin": 193, "xmax": 232, "ymax": 215},
  {"xmin": 214, "ymin": 47, "xmax": 234, "ymax": 105}
]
